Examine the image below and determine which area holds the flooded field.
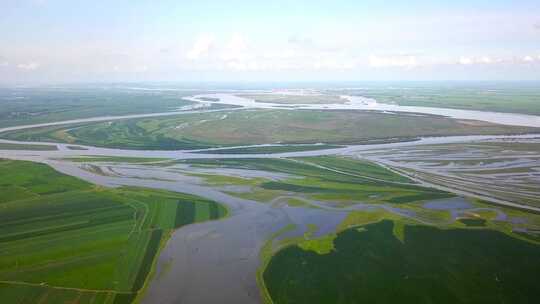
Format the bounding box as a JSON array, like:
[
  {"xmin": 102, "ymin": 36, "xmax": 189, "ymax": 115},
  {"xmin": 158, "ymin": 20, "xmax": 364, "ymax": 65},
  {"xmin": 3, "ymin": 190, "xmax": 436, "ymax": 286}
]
[{"xmin": 357, "ymin": 139, "xmax": 540, "ymax": 210}]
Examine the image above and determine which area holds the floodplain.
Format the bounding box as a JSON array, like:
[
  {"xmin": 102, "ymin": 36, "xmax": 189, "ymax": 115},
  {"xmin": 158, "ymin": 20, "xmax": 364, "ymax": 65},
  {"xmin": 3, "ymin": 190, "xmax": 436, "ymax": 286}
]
[{"xmin": 1, "ymin": 85, "xmax": 540, "ymax": 304}]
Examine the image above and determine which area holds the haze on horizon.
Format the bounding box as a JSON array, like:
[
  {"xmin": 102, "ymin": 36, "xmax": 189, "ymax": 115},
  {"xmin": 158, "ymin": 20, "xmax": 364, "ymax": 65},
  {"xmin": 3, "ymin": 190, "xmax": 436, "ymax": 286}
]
[{"xmin": 1, "ymin": 0, "xmax": 539, "ymax": 84}]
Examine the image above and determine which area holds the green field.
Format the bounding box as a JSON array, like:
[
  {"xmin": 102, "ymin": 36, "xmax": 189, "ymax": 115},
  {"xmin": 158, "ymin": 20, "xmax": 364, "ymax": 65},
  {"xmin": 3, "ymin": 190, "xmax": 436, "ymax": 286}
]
[
  {"xmin": 0, "ymin": 159, "xmax": 226, "ymax": 304},
  {"xmin": 2, "ymin": 109, "xmax": 537, "ymax": 150},
  {"xmin": 263, "ymin": 220, "xmax": 540, "ymax": 304}
]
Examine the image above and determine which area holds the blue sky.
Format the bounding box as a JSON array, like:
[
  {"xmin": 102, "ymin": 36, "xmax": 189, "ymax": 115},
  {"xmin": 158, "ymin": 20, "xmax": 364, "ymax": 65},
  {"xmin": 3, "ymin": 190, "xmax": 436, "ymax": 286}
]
[{"xmin": 1, "ymin": 0, "xmax": 539, "ymax": 83}]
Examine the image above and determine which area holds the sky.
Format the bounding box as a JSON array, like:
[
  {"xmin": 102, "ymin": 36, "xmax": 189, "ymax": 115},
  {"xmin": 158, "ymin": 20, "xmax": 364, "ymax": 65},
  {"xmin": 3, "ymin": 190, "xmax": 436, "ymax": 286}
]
[{"xmin": 0, "ymin": 0, "xmax": 539, "ymax": 84}]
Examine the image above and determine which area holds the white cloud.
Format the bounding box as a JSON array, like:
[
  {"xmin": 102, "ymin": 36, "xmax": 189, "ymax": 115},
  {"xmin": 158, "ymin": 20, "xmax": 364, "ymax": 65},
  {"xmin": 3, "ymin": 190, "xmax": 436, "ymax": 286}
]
[
  {"xmin": 457, "ymin": 56, "xmax": 505, "ymax": 65},
  {"xmin": 17, "ymin": 62, "xmax": 40, "ymax": 70},
  {"xmin": 369, "ymin": 55, "xmax": 418, "ymax": 68},
  {"xmin": 0, "ymin": 61, "xmax": 8, "ymax": 67},
  {"xmin": 523, "ymin": 55, "xmax": 534, "ymax": 62},
  {"xmin": 186, "ymin": 34, "xmax": 215, "ymax": 60},
  {"xmin": 479, "ymin": 56, "xmax": 492, "ymax": 64},
  {"xmin": 458, "ymin": 56, "xmax": 473, "ymax": 65}
]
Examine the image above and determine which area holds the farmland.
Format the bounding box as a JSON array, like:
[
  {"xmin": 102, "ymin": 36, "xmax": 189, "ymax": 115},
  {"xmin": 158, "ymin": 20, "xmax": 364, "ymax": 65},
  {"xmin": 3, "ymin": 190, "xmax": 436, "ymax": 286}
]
[
  {"xmin": 0, "ymin": 159, "xmax": 226, "ymax": 304},
  {"xmin": 2, "ymin": 109, "xmax": 537, "ymax": 150}
]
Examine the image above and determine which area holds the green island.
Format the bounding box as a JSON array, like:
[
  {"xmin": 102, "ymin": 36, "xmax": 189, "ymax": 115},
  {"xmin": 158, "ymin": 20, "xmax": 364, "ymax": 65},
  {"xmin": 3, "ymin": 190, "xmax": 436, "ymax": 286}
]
[
  {"xmin": 2, "ymin": 109, "xmax": 537, "ymax": 150},
  {"xmin": 0, "ymin": 159, "xmax": 227, "ymax": 304}
]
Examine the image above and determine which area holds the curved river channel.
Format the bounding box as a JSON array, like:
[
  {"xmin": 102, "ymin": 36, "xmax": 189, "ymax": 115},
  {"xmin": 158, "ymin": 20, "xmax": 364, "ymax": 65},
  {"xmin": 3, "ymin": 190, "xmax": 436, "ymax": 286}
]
[{"xmin": 1, "ymin": 93, "xmax": 540, "ymax": 303}]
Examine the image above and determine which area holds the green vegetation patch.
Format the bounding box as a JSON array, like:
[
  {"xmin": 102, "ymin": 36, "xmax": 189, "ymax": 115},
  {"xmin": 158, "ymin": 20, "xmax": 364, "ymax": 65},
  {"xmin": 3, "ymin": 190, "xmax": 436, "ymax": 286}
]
[
  {"xmin": 514, "ymin": 231, "xmax": 540, "ymax": 243},
  {"xmin": 458, "ymin": 218, "xmax": 487, "ymax": 227},
  {"xmin": 173, "ymin": 199, "xmax": 226, "ymax": 228},
  {"xmin": 263, "ymin": 220, "xmax": 540, "ymax": 304},
  {"xmin": 0, "ymin": 143, "xmax": 57, "ymax": 151},
  {"xmin": 296, "ymin": 156, "xmax": 412, "ymax": 183},
  {"xmin": 0, "ymin": 159, "xmax": 90, "ymax": 203},
  {"xmin": 297, "ymin": 234, "xmax": 337, "ymax": 255},
  {"xmin": 0, "ymin": 282, "xmax": 118, "ymax": 304}
]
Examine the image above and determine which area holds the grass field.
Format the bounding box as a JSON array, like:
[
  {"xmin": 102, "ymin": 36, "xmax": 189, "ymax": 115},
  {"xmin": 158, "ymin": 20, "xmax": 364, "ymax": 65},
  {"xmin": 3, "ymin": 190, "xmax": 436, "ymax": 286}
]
[
  {"xmin": 263, "ymin": 220, "xmax": 540, "ymax": 304},
  {"xmin": 0, "ymin": 159, "xmax": 226, "ymax": 304},
  {"xmin": 3, "ymin": 109, "xmax": 537, "ymax": 150}
]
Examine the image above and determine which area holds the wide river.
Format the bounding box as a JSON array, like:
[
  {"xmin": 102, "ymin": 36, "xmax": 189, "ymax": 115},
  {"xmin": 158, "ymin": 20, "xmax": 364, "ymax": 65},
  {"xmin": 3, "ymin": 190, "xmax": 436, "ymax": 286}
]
[
  {"xmin": 185, "ymin": 93, "xmax": 540, "ymax": 127},
  {"xmin": 1, "ymin": 93, "xmax": 540, "ymax": 303}
]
